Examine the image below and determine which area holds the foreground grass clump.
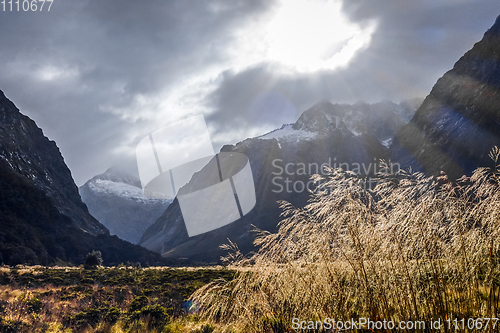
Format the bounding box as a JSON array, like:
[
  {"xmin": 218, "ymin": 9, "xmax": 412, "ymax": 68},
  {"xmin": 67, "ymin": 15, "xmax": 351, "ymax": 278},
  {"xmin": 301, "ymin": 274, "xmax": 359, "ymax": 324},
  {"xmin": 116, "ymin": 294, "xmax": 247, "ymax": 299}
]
[
  {"xmin": 0, "ymin": 266, "xmax": 234, "ymax": 332},
  {"xmin": 193, "ymin": 147, "xmax": 500, "ymax": 332}
]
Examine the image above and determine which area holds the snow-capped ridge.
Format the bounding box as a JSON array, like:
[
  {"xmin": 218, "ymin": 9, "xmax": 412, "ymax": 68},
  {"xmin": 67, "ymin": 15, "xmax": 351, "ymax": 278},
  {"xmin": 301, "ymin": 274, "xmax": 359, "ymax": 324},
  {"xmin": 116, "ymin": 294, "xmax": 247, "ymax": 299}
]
[
  {"xmin": 293, "ymin": 100, "xmax": 420, "ymax": 145},
  {"xmin": 80, "ymin": 168, "xmax": 172, "ymax": 244},
  {"xmin": 88, "ymin": 179, "xmax": 170, "ymax": 203},
  {"xmin": 93, "ymin": 167, "xmax": 142, "ymax": 188},
  {"xmin": 257, "ymin": 124, "xmax": 317, "ymax": 142}
]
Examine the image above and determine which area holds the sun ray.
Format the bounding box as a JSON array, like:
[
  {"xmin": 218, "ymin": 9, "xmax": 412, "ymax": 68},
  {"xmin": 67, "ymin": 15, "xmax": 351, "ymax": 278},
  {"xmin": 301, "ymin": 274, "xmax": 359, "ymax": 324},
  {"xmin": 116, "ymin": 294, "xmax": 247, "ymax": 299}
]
[{"xmin": 265, "ymin": 0, "xmax": 377, "ymax": 72}]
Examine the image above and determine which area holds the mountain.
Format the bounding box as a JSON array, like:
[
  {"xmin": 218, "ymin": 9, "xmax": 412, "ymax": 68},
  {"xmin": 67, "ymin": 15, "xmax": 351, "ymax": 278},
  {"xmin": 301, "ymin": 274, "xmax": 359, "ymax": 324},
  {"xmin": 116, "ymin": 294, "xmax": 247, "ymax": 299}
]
[
  {"xmin": 139, "ymin": 100, "xmax": 419, "ymax": 262},
  {"xmin": 0, "ymin": 90, "xmax": 166, "ymax": 266},
  {"xmin": 80, "ymin": 168, "xmax": 171, "ymax": 244},
  {"xmin": 390, "ymin": 16, "xmax": 500, "ymax": 180},
  {"xmin": 0, "ymin": 91, "xmax": 107, "ymax": 236}
]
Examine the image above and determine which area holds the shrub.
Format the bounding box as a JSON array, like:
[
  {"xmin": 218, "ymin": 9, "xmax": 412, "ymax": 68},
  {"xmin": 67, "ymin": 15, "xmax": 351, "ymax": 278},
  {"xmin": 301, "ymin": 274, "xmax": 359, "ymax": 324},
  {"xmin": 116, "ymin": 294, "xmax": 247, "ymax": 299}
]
[
  {"xmin": 129, "ymin": 295, "xmax": 148, "ymax": 312},
  {"xmin": 80, "ymin": 277, "xmax": 94, "ymax": 285},
  {"xmin": 49, "ymin": 276, "xmax": 65, "ymax": 286},
  {"xmin": 0, "ymin": 300, "xmax": 8, "ymax": 314},
  {"xmin": 0, "ymin": 318, "xmax": 30, "ymax": 333},
  {"xmin": 193, "ymin": 323, "xmax": 215, "ymax": 333},
  {"xmin": 26, "ymin": 297, "xmax": 43, "ymax": 313},
  {"xmin": 84, "ymin": 251, "xmax": 103, "ymax": 269},
  {"xmin": 72, "ymin": 307, "xmax": 102, "ymax": 327},
  {"xmin": 128, "ymin": 304, "xmax": 170, "ymax": 329},
  {"xmin": 103, "ymin": 306, "xmax": 121, "ymax": 324},
  {"xmin": 140, "ymin": 304, "xmax": 170, "ymax": 328}
]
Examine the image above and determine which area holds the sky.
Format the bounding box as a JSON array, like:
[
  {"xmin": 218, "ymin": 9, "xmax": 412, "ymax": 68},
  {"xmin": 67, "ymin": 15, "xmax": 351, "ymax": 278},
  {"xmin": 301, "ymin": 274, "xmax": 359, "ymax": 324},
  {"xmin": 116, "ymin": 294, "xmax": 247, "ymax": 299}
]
[{"xmin": 0, "ymin": 0, "xmax": 499, "ymax": 185}]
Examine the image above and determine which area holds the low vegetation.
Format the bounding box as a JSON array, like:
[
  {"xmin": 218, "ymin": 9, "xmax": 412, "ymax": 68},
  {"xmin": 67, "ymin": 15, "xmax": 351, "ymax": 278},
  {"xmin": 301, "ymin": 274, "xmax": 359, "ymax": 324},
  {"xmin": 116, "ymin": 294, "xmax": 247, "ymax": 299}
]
[
  {"xmin": 0, "ymin": 160, "xmax": 166, "ymax": 267},
  {"xmin": 193, "ymin": 147, "xmax": 500, "ymax": 332},
  {"xmin": 0, "ymin": 266, "xmax": 234, "ymax": 332},
  {"xmin": 3, "ymin": 149, "xmax": 500, "ymax": 332}
]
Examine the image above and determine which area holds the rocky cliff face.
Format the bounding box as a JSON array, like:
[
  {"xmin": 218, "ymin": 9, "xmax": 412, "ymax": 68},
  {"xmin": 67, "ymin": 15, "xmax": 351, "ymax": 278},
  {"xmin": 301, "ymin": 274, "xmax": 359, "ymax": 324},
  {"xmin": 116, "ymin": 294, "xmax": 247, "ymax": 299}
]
[
  {"xmin": 0, "ymin": 90, "xmax": 108, "ymax": 235},
  {"xmin": 80, "ymin": 168, "xmax": 171, "ymax": 244},
  {"xmin": 140, "ymin": 100, "xmax": 418, "ymax": 262},
  {"xmin": 390, "ymin": 16, "xmax": 500, "ymax": 179},
  {"xmin": 0, "ymin": 90, "xmax": 166, "ymax": 266}
]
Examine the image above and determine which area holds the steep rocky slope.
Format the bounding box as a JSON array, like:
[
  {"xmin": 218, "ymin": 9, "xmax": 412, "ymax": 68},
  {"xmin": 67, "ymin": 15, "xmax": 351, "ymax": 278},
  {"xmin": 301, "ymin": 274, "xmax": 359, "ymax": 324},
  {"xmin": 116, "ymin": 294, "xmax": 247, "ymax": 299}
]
[
  {"xmin": 140, "ymin": 101, "xmax": 418, "ymax": 262},
  {"xmin": 391, "ymin": 16, "xmax": 500, "ymax": 179},
  {"xmin": 80, "ymin": 168, "xmax": 171, "ymax": 244},
  {"xmin": 0, "ymin": 90, "xmax": 166, "ymax": 266},
  {"xmin": 0, "ymin": 90, "xmax": 107, "ymax": 235}
]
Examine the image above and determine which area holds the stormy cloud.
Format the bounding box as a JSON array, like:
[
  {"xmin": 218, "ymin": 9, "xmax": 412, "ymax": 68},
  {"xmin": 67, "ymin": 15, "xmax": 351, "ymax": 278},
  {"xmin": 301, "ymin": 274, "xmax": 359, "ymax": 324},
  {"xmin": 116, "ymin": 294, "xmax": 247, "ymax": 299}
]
[{"xmin": 0, "ymin": 0, "xmax": 498, "ymax": 184}]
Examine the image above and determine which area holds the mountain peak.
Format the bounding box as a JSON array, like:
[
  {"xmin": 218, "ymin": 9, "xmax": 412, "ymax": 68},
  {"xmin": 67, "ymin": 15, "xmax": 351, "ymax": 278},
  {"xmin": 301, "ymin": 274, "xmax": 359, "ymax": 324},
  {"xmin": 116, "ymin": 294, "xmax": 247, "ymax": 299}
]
[
  {"xmin": 88, "ymin": 167, "xmax": 142, "ymax": 188},
  {"xmin": 0, "ymin": 91, "xmax": 170, "ymax": 265},
  {"xmin": 390, "ymin": 15, "xmax": 500, "ymax": 179},
  {"xmin": 0, "ymin": 90, "xmax": 109, "ymax": 236},
  {"xmin": 486, "ymin": 15, "xmax": 500, "ymax": 36},
  {"xmin": 291, "ymin": 100, "xmax": 416, "ymax": 142},
  {"xmin": 80, "ymin": 168, "xmax": 172, "ymax": 244},
  {"xmin": 139, "ymin": 98, "xmax": 419, "ymax": 261}
]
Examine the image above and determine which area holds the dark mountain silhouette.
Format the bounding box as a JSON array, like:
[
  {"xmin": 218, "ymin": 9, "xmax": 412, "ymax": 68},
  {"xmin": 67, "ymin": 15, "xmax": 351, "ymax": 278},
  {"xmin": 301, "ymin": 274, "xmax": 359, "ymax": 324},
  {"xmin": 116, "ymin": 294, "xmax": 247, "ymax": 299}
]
[
  {"xmin": 0, "ymin": 90, "xmax": 166, "ymax": 266},
  {"xmin": 390, "ymin": 16, "xmax": 500, "ymax": 179},
  {"xmin": 140, "ymin": 101, "xmax": 418, "ymax": 262},
  {"xmin": 0, "ymin": 90, "xmax": 107, "ymax": 236}
]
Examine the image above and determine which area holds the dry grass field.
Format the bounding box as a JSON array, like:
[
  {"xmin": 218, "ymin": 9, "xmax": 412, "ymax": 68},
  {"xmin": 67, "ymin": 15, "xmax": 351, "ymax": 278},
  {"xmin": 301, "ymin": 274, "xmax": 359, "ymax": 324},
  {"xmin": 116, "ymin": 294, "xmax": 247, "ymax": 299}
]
[
  {"xmin": 192, "ymin": 147, "xmax": 500, "ymax": 332},
  {"xmin": 2, "ymin": 147, "xmax": 500, "ymax": 332},
  {"xmin": 0, "ymin": 266, "xmax": 234, "ymax": 332}
]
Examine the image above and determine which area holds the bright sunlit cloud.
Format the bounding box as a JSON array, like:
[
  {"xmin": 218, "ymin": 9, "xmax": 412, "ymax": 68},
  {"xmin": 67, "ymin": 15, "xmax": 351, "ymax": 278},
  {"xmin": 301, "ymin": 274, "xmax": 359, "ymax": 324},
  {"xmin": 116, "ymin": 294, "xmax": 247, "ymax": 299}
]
[
  {"xmin": 36, "ymin": 65, "xmax": 79, "ymax": 81},
  {"xmin": 265, "ymin": 0, "xmax": 376, "ymax": 72},
  {"xmin": 103, "ymin": 0, "xmax": 378, "ymax": 152},
  {"xmin": 211, "ymin": 0, "xmax": 377, "ymax": 75}
]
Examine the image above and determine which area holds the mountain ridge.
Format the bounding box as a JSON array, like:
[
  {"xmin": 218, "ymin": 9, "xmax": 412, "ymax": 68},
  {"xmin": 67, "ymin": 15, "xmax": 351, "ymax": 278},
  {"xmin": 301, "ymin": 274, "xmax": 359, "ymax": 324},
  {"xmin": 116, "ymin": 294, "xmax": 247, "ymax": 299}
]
[
  {"xmin": 390, "ymin": 16, "xmax": 500, "ymax": 179},
  {"xmin": 0, "ymin": 90, "xmax": 108, "ymax": 236},
  {"xmin": 0, "ymin": 90, "xmax": 169, "ymax": 266},
  {"xmin": 139, "ymin": 100, "xmax": 418, "ymax": 262},
  {"xmin": 80, "ymin": 168, "xmax": 172, "ymax": 244}
]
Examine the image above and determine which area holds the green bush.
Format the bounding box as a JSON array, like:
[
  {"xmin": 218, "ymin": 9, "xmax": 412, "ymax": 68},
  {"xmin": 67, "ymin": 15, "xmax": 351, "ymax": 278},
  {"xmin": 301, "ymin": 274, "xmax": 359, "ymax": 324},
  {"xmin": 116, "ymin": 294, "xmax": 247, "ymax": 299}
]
[
  {"xmin": 84, "ymin": 251, "xmax": 103, "ymax": 269},
  {"xmin": 0, "ymin": 317, "xmax": 30, "ymax": 333},
  {"xmin": 127, "ymin": 303, "xmax": 170, "ymax": 329},
  {"xmin": 26, "ymin": 297, "xmax": 43, "ymax": 313},
  {"xmin": 140, "ymin": 304, "xmax": 170, "ymax": 328},
  {"xmin": 80, "ymin": 277, "xmax": 94, "ymax": 285},
  {"xmin": 73, "ymin": 307, "xmax": 102, "ymax": 327},
  {"xmin": 129, "ymin": 295, "xmax": 148, "ymax": 311},
  {"xmin": 0, "ymin": 300, "xmax": 8, "ymax": 314},
  {"xmin": 103, "ymin": 306, "xmax": 121, "ymax": 324}
]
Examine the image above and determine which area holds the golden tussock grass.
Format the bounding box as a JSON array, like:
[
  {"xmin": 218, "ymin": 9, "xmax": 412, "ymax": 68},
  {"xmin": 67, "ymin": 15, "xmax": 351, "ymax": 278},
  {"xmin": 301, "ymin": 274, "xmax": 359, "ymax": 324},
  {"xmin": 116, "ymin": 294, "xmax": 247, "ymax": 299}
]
[{"xmin": 192, "ymin": 147, "xmax": 500, "ymax": 332}]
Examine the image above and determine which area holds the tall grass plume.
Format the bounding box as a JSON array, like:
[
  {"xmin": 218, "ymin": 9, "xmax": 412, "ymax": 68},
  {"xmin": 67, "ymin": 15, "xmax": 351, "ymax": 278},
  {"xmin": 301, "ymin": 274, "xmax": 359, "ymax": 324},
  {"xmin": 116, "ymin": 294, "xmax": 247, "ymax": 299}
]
[{"xmin": 193, "ymin": 147, "xmax": 500, "ymax": 332}]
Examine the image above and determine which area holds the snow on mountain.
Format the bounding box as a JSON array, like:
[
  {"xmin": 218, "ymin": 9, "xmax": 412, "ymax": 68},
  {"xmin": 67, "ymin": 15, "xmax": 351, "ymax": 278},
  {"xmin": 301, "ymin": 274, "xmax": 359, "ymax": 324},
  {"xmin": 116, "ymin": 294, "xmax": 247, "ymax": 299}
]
[
  {"xmin": 89, "ymin": 179, "xmax": 171, "ymax": 204},
  {"xmin": 382, "ymin": 138, "xmax": 393, "ymax": 148},
  {"xmin": 258, "ymin": 124, "xmax": 317, "ymax": 142},
  {"xmin": 80, "ymin": 168, "xmax": 171, "ymax": 244},
  {"xmin": 292, "ymin": 100, "xmax": 421, "ymax": 147},
  {"xmin": 0, "ymin": 90, "xmax": 166, "ymax": 266},
  {"xmin": 140, "ymin": 99, "xmax": 420, "ymax": 261},
  {"xmin": 255, "ymin": 101, "xmax": 418, "ymax": 147}
]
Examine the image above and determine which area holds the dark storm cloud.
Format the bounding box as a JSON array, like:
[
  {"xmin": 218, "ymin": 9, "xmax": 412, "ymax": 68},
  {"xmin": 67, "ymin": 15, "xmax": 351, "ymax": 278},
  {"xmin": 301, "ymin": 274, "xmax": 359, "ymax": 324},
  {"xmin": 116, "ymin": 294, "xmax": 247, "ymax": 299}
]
[
  {"xmin": 205, "ymin": 0, "xmax": 500, "ymax": 145},
  {"xmin": 0, "ymin": 0, "xmax": 499, "ymax": 185},
  {"xmin": 0, "ymin": 0, "xmax": 273, "ymax": 184}
]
